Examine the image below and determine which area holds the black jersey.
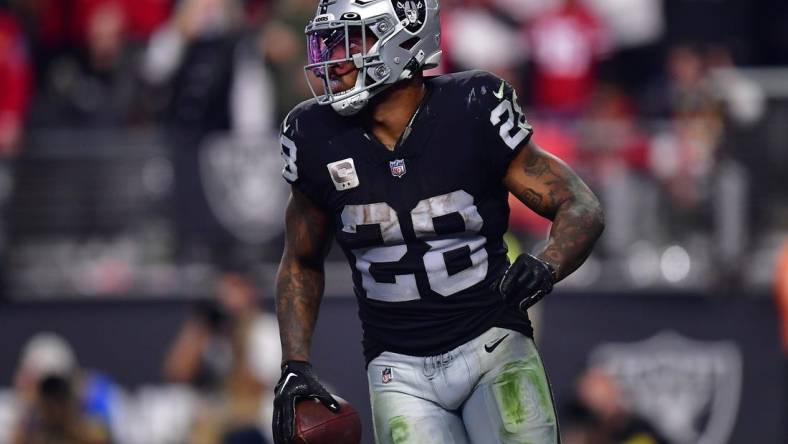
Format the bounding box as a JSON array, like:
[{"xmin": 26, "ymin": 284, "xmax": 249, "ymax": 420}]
[{"xmin": 280, "ymin": 70, "xmax": 535, "ymax": 363}]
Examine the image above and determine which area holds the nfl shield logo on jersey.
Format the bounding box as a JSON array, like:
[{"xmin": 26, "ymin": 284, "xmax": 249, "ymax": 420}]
[
  {"xmin": 382, "ymin": 367, "xmax": 393, "ymax": 384},
  {"xmin": 389, "ymin": 159, "xmax": 406, "ymax": 178}
]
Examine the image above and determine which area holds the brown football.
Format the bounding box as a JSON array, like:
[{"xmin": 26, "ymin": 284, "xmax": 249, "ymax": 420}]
[{"xmin": 293, "ymin": 396, "xmax": 361, "ymax": 444}]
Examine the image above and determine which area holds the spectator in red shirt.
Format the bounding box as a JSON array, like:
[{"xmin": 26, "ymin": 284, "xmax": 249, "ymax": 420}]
[
  {"xmin": 122, "ymin": 0, "xmax": 171, "ymax": 40},
  {"xmin": 71, "ymin": 0, "xmax": 171, "ymax": 42},
  {"xmin": 29, "ymin": 0, "xmax": 157, "ymax": 127},
  {"xmin": 0, "ymin": 9, "xmax": 32, "ymax": 156},
  {"xmin": 526, "ymin": 0, "xmax": 609, "ymax": 116}
]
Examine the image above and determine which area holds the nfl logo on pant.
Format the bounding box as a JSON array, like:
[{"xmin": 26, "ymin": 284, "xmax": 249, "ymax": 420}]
[
  {"xmin": 389, "ymin": 159, "xmax": 406, "ymax": 178},
  {"xmin": 382, "ymin": 367, "xmax": 393, "ymax": 384}
]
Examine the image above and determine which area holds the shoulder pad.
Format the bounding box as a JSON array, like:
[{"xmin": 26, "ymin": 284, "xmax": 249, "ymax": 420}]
[
  {"xmin": 279, "ymin": 98, "xmax": 351, "ymax": 186},
  {"xmin": 426, "ymin": 70, "xmax": 513, "ymax": 111},
  {"xmin": 281, "ymin": 98, "xmax": 323, "ymax": 141},
  {"xmin": 429, "ymin": 70, "xmax": 501, "ymax": 90}
]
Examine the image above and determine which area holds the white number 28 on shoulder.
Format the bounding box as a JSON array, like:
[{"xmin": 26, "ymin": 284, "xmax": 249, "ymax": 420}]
[{"xmin": 489, "ymin": 90, "xmax": 531, "ymax": 150}]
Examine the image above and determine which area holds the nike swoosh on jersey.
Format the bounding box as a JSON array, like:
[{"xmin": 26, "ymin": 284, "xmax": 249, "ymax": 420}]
[
  {"xmin": 278, "ymin": 372, "xmax": 298, "ymax": 395},
  {"xmin": 484, "ymin": 334, "xmax": 510, "ymax": 353},
  {"xmin": 282, "ymin": 107, "xmax": 296, "ymax": 134},
  {"xmin": 493, "ymin": 80, "xmax": 505, "ymax": 99}
]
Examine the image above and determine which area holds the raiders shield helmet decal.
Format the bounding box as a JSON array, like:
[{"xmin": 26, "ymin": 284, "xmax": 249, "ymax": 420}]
[{"xmin": 393, "ymin": 0, "xmax": 426, "ymax": 33}]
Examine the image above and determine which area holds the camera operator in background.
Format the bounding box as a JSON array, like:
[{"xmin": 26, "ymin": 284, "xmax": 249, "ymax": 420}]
[
  {"xmin": 163, "ymin": 265, "xmax": 281, "ymax": 444},
  {"xmin": 13, "ymin": 376, "xmax": 109, "ymax": 444},
  {"xmin": 11, "ymin": 333, "xmax": 116, "ymax": 444},
  {"xmin": 563, "ymin": 367, "xmax": 670, "ymax": 444}
]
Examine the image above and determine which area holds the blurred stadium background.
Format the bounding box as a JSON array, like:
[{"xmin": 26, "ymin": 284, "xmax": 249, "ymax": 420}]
[{"xmin": 0, "ymin": 0, "xmax": 786, "ymax": 443}]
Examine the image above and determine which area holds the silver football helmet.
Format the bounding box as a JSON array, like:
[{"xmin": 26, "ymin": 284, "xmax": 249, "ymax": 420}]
[{"xmin": 304, "ymin": 0, "xmax": 441, "ymax": 116}]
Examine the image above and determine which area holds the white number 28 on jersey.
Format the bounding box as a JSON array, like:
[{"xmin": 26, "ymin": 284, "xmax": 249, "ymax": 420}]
[{"xmin": 341, "ymin": 190, "xmax": 488, "ymax": 302}]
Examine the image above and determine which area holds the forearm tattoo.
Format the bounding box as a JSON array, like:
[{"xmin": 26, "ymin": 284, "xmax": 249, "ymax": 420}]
[
  {"xmin": 508, "ymin": 149, "xmax": 605, "ymax": 281},
  {"xmin": 276, "ymin": 192, "xmax": 333, "ymax": 362}
]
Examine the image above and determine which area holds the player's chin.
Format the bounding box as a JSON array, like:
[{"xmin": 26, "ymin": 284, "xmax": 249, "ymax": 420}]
[
  {"xmin": 329, "ymin": 73, "xmax": 358, "ymax": 95},
  {"xmin": 330, "ymin": 82, "xmax": 355, "ymax": 95}
]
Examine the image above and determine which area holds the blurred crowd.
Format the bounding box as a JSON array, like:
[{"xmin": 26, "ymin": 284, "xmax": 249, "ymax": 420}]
[
  {"xmin": 0, "ymin": 0, "xmax": 786, "ymax": 298},
  {"xmin": 3, "ymin": 265, "xmax": 281, "ymax": 444},
  {"xmin": 0, "ymin": 1, "xmax": 787, "ymax": 443},
  {"xmin": 0, "ymin": 0, "xmax": 774, "ymax": 135},
  {"xmin": 2, "ymin": 327, "xmax": 681, "ymax": 444}
]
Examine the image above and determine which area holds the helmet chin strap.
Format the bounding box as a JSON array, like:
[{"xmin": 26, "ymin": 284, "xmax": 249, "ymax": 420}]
[
  {"xmin": 331, "ymin": 89, "xmax": 370, "ymax": 116},
  {"xmin": 330, "ymin": 61, "xmax": 380, "ymax": 116}
]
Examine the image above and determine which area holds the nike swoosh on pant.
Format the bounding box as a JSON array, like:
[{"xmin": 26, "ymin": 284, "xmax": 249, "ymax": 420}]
[{"xmin": 484, "ymin": 334, "xmax": 510, "ymax": 353}]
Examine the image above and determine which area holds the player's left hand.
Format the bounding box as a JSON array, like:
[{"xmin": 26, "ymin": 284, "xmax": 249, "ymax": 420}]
[{"xmin": 495, "ymin": 253, "xmax": 556, "ymax": 312}]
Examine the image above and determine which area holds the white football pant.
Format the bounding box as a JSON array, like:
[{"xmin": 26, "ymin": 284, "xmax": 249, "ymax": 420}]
[{"xmin": 367, "ymin": 327, "xmax": 559, "ymax": 444}]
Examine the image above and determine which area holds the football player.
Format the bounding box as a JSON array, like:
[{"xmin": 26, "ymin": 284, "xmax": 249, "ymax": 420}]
[{"xmin": 272, "ymin": 0, "xmax": 605, "ymax": 443}]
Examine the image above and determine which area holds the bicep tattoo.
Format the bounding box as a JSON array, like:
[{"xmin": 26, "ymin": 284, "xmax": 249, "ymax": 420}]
[{"xmin": 507, "ymin": 145, "xmax": 605, "ymax": 281}]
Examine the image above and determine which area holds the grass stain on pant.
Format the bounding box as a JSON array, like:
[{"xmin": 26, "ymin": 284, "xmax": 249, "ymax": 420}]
[
  {"xmin": 389, "ymin": 415, "xmax": 412, "ymax": 444},
  {"xmin": 492, "ymin": 360, "xmax": 556, "ymax": 436}
]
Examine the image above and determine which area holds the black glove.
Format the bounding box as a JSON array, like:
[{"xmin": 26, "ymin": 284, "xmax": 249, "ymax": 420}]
[
  {"xmin": 495, "ymin": 254, "xmax": 556, "ymax": 312},
  {"xmin": 273, "ymin": 360, "xmax": 339, "ymax": 444}
]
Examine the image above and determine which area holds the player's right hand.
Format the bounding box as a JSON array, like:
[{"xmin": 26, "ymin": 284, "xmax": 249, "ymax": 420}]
[{"xmin": 273, "ymin": 360, "xmax": 339, "ymax": 444}]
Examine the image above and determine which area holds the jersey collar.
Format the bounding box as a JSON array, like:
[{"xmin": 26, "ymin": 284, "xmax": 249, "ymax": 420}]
[{"xmin": 355, "ymin": 83, "xmax": 437, "ymax": 166}]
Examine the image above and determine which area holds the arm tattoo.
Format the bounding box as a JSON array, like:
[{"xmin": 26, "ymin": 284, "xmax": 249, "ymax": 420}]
[
  {"xmin": 507, "ymin": 146, "xmax": 605, "ymax": 281},
  {"xmin": 539, "ymin": 192, "xmax": 604, "ymax": 281},
  {"xmin": 276, "ymin": 190, "xmax": 333, "ymax": 362},
  {"xmin": 522, "ymin": 188, "xmax": 543, "ymax": 209},
  {"xmin": 523, "ymin": 153, "xmax": 550, "ymax": 177}
]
